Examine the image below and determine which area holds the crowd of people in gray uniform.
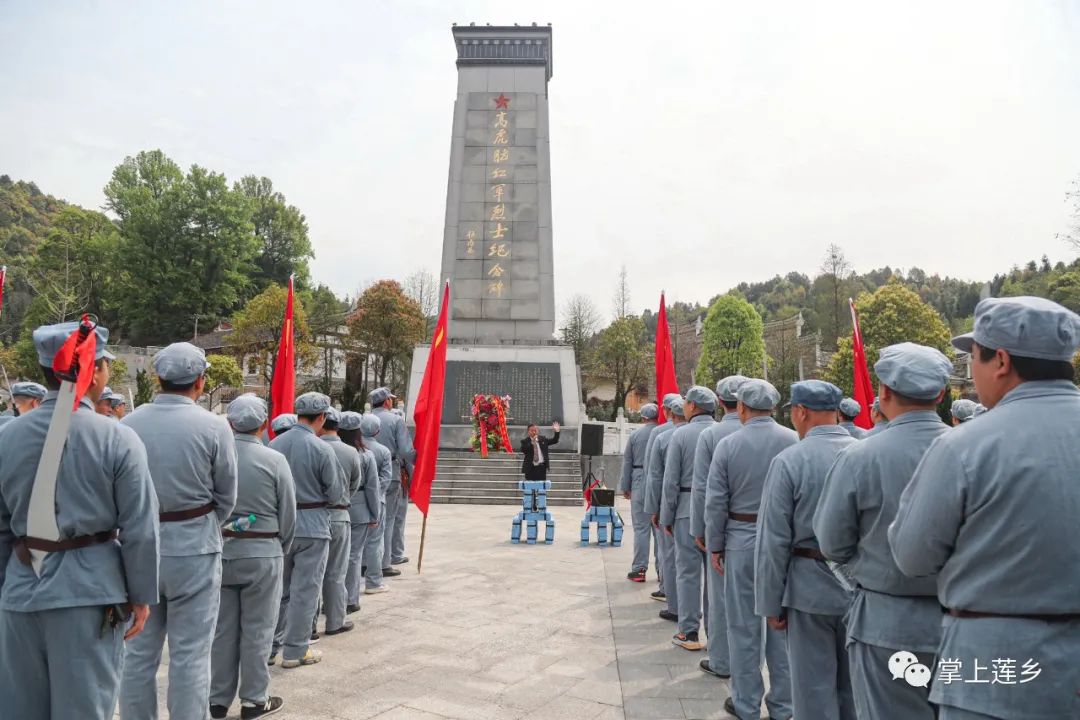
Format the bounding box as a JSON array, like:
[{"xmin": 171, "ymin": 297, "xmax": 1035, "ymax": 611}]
[
  {"xmin": 620, "ymin": 295, "xmax": 1080, "ymax": 720},
  {"xmin": 0, "ymin": 326, "xmax": 415, "ymax": 720}
]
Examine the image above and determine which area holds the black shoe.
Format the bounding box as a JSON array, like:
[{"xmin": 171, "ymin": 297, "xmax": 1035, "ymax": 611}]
[
  {"xmin": 659, "ymin": 610, "xmax": 678, "ymax": 622},
  {"xmin": 391, "ymin": 556, "xmax": 409, "ymax": 565},
  {"xmin": 627, "ymin": 569, "xmax": 646, "ymax": 582},
  {"xmin": 242, "ymin": 697, "xmax": 285, "ymax": 719},
  {"xmin": 650, "ymin": 590, "xmax": 666, "ymax": 602},
  {"xmin": 210, "ymin": 705, "xmax": 228, "ymax": 720},
  {"xmin": 382, "ymin": 567, "xmax": 402, "ymax": 577},
  {"xmin": 699, "ymin": 659, "xmax": 731, "ymax": 679},
  {"xmin": 309, "ymin": 631, "xmax": 320, "ymax": 643},
  {"xmin": 724, "ymin": 697, "xmax": 737, "ymax": 717},
  {"xmin": 267, "ymin": 652, "xmax": 277, "ymax": 666},
  {"xmin": 361, "ymin": 565, "xmax": 367, "ymax": 574},
  {"xmin": 324, "ymin": 621, "xmax": 354, "ymax": 636},
  {"xmin": 346, "ymin": 603, "xmax": 362, "ymax": 614}
]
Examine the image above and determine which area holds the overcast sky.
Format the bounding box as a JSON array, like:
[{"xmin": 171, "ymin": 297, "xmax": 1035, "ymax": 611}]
[{"xmin": 4, "ymin": 1, "xmax": 1080, "ymax": 323}]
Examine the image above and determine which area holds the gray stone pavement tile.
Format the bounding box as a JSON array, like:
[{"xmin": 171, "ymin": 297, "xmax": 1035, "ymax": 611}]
[{"xmin": 623, "ymin": 696, "xmax": 687, "ymax": 720}]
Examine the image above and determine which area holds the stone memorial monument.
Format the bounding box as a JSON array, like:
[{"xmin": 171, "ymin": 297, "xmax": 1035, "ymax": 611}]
[{"xmin": 407, "ymin": 23, "xmax": 581, "ymax": 448}]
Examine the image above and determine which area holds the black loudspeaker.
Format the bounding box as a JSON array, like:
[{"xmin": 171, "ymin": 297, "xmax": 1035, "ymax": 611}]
[
  {"xmin": 580, "ymin": 422, "xmax": 604, "ymax": 457},
  {"xmin": 591, "ymin": 488, "xmax": 615, "ymax": 507}
]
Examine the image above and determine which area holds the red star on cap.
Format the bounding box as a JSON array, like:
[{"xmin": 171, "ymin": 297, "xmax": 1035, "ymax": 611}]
[{"xmin": 494, "ymin": 94, "xmax": 510, "ymax": 109}]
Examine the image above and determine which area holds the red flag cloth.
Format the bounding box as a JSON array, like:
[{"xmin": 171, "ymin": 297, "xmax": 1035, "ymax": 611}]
[
  {"xmin": 0, "ymin": 266, "xmax": 6, "ymax": 320},
  {"xmin": 410, "ymin": 281, "xmax": 450, "ymax": 516},
  {"xmin": 849, "ymin": 299, "xmax": 876, "ymax": 429},
  {"xmin": 51, "ymin": 314, "xmax": 98, "ymax": 409},
  {"xmin": 268, "ymin": 277, "xmax": 296, "ymax": 440},
  {"xmin": 654, "ymin": 292, "xmax": 679, "ymax": 424}
]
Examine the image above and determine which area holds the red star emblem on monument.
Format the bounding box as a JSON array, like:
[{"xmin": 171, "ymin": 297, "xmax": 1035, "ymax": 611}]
[{"xmin": 494, "ymin": 94, "xmax": 510, "ymax": 109}]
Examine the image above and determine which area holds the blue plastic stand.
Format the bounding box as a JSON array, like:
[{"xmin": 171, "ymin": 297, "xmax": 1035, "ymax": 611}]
[
  {"xmin": 511, "ymin": 480, "xmax": 554, "ymax": 545},
  {"xmin": 580, "ymin": 505, "xmax": 624, "ymax": 547}
]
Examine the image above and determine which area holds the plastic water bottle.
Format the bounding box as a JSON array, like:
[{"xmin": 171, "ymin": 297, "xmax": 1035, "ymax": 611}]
[{"xmin": 223, "ymin": 514, "xmax": 257, "ymax": 533}]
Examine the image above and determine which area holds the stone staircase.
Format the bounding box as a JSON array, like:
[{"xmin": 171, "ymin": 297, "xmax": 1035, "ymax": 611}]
[{"xmin": 430, "ymin": 450, "xmax": 584, "ymax": 506}]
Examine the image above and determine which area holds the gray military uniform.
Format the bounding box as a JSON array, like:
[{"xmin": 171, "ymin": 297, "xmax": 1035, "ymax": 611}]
[
  {"xmin": 644, "ymin": 422, "xmax": 678, "ymax": 613},
  {"xmin": 756, "ymin": 425, "xmax": 857, "ymax": 720},
  {"xmin": 814, "ymin": 410, "xmax": 948, "ymax": 720},
  {"xmin": 838, "ymin": 420, "xmax": 867, "ymax": 439},
  {"xmin": 705, "ymin": 415, "xmax": 796, "ymax": 720},
  {"xmin": 372, "ymin": 407, "xmax": 415, "ymax": 567},
  {"xmin": 692, "ymin": 412, "xmax": 741, "ymax": 675},
  {"xmin": 269, "ymin": 423, "xmax": 343, "ymax": 662},
  {"xmin": 863, "ymin": 420, "xmax": 888, "ymax": 438},
  {"xmin": 362, "ymin": 436, "xmax": 394, "ymax": 590},
  {"xmin": 619, "ymin": 420, "xmax": 656, "ymax": 574},
  {"xmin": 347, "ymin": 447, "xmax": 381, "ymax": 606},
  {"xmin": 120, "ymin": 394, "xmax": 238, "ymax": 720},
  {"xmin": 660, "ymin": 414, "xmax": 714, "ymax": 637},
  {"xmin": 0, "ymin": 393, "xmax": 160, "ymax": 720},
  {"xmin": 210, "ymin": 434, "xmax": 296, "ymax": 709},
  {"xmin": 320, "ymin": 435, "xmax": 361, "ymax": 630},
  {"xmin": 890, "ymin": 380, "xmax": 1080, "ymax": 719}
]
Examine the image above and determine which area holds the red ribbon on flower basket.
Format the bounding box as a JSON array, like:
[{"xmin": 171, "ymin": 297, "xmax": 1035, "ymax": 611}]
[{"xmin": 495, "ymin": 397, "xmax": 514, "ymax": 453}]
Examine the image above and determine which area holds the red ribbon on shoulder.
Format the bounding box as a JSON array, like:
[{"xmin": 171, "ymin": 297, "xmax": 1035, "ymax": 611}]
[{"xmin": 51, "ymin": 314, "xmax": 98, "ymax": 409}]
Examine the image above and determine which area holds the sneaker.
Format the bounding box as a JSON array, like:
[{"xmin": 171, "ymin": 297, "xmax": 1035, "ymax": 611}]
[
  {"xmin": 241, "ymin": 697, "xmax": 285, "ymax": 719},
  {"xmin": 659, "ymin": 610, "xmax": 678, "ymax": 622},
  {"xmin": 650, "ymin": 590, "xmax": 667, "ymax": 602},
  {"xmin": 281, "ymin": 649, "xmax": 322, "ymax": 669},
  {"xmin": 699, "ymin": 659, "xmax": 731, "ymax": 679},
  {"xmin": 382, "ymin": 567, "xmax": 402, "ymax": 577},
  {"xmin": 210, "ymin": 705, "xmax": 228, "ymax": 719},
  {"xmin": 364, "ymin": 585, "xmax": 389, "ymax": 595},
  {"xmin": 672, "ymin": 631, "xmax": 705, "ymax": 651},
  {"xmin": 627, "ymin": 569, "xmax": 646, "ymax": 583},
  {"xmin": 391, "ymin": 556, "xmax": 409, "ymax": 565},
  {"xmin": 267, "ymin": 653, "xmax": 277, "ymax": 666},
  {"xmin": 346, "ymin": 603, "xmax": 362, "ymax": 614},
  {"xmin": 324, "ymin": 621, "xmax": 354, "ymax": 636},
  {"xmin": 309, "ymin": 631, "xmax": 321, "ymax": 643}
]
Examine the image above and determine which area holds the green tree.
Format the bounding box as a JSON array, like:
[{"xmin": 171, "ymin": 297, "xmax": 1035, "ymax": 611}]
[
  {"xmin": 695, "ymin": 295, "xmax": 766, "ymax": 383},
  {"xmin": 230, "ymin": 284, "xmax": 316, "ymax": 386},
  {"xmin": 593, "ymin": 316, "xmax": 651, "ymax": 412},
  {"xmin": 134, "ymin": 368, "xmax": 155, "ymax": 406},
  {"xmin": 347, "ymin": 280, "xmax": 425, "ymax": 392},
  {"xmin": 302, "ymin": 284, "xmax": 349, "ymax": 395},
  {"xmin": 235, "ymin": 176, "xmax": 313, "ymax": 289},
  {"xmin": 814, "ymin": 244, "xmax": 854, "ymax": 350},
  {"xmin": 205, "ymin": 354, "xmax": 244, "ymax": 408},
  {"xmin": 822, "ymin": 281, "xmax": 953, "ymax": 394},
  {"xmin": 104, "ymin": 150, "xmax": 257, "ymax": 344}
]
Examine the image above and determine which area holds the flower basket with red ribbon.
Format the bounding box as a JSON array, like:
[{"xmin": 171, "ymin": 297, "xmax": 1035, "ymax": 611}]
[{"xmin": 470, "ymin": 394, "xmax": 514, "ymax": 457}]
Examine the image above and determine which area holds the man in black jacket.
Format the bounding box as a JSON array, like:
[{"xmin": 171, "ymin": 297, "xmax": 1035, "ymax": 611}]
[{"xmin": 519, "ymin": 422, "xmax": 561, "ymax": 480}]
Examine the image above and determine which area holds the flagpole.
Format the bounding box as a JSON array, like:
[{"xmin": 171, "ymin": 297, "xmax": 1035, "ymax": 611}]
[{"xmin": 416, "ymin": 514, "xmax": 429, "ymax": 574}]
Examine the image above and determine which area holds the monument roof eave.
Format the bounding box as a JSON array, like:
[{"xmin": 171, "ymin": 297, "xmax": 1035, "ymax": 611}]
[{"xmin": 452, "ymin": 24, "xmax": 553, "ymax": 80}]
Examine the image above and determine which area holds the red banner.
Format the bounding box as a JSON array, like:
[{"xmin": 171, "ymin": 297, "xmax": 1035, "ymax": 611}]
[
  {"xmin": 849, "ymin": 299, "xmax": 876, "ymax": 429},
  {"xmin": 268, "ymin": 276, "xmax": 296, "ymax": 439},
  {"xmin": 410, "ymin": 282, "xmax": 450, "ymax": 516},
  {"xmin": 654, "ymin": 292, "xmax": 679, "ymax": 422}
]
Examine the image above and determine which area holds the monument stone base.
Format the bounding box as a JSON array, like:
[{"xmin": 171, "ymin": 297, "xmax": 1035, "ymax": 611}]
[{"xmin": 405, "ymin": 343, "xmax": 581, "ymax": 452}]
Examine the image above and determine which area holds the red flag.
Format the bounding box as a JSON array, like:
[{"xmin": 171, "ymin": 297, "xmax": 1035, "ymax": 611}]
[
  {"xmin": 51, "ymin": 314, "xmax": 98, "ymax": 409},
  {"xmin": 849, "ymin": 299, "xmax": 875, "ymax": 429},
  {"xmin": 268, "ymin": 276, "xmax": 296, "ymax": 439},
  {"xmin": 0, "ymin": 266, "xmax": 7, "ymax": 320},
  {"xmin": 654, "ymin": 292, "xmax": 679, "ymax": 424},
  {"xmin": 410, "ymin": 281, "xmax": 450, "ymax": 516}
]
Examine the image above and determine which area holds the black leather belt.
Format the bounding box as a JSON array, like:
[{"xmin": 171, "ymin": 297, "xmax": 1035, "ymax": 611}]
[
  {"xmin": 160, "ymin": 503, "xmax": 215, "ymax": 523},
  {"xmin": 297, "ymin": 501, "xmax": 328, "ymax": 510},
  {"xmin": 793, "ymin": 547, "xmax": 826, "ymax": 561},
  {"xmin": 679, "ymin": 487, "xmax": 692, "ymax": 493},
  {"xmin": 632, "ymin": 465, "xmax": 643, "ymax": 469},
  {"xmin": 945, "ymin": 608, "xmax": 1080, "ymax": 622},
  {"xmin": 13, "ymin": 530, "xmax": 118, "ymax": 565}
]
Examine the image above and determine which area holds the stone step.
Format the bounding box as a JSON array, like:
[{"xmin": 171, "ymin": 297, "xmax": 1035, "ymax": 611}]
[{"xmin": 429, "ymin": 494, "xmax": 583, "ymax": 507}]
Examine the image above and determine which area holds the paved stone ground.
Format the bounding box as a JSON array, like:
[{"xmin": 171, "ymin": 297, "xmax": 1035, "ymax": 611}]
[{"xmin": 140, "ymin": 500, "xmax": 747, "ymax": 719}]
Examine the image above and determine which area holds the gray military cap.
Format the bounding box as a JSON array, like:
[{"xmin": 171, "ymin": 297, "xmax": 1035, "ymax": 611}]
[
  {"xmin": 33, "ymin": 321, "xmax": 115, "ymax": 366},
  {"xmin": 295, "ymin": 392, "xmax": 331, "ymax": 416},
  {"xmin": 669, "ymin": 397, "xmax": 685, "ymax": 417},
  {"xmin": 638, "ymin": 403, "xmax": 659, "ymax": 420},
  {"xmin": 227, "ymin": 394, "xmax": 268, "ymax": 432},
  {"xmin": 950, "ymin": 398, "xmax": 977, "ymax": 422},
  {"xmin": 324, "ymin": 406, "xmax": 341, "ymax": 425},
  {"xmin": 715, "ymin": 375, "xmax": 749, "ymax": 403},
  {"xmin": 661, "ymin": 393, "xmax": 682, "ymax": 409},
  {"xmin": 737, "ymin": 379, "xmax": 781, "ymax": 411},
  {"xmin": 839, "ymin": 397, "xmax": 862, "ymax": 418},
  {"xmin": 153, "ymin": 342, "xmax": 209, "ymax": 384},
  {"xmin": 11, "ymin": 382, "xmax": 47, "ymax": 399},
  {"xmin": 339, "ymin": 411, "xmax": 363, "ymax": 431},
  {"xmin": 952, "ymin": 296, "xmax": 1080, "ymax": 362},
  {"xmin": 270, "ymin": 413, "xmax": 297, "ymax": 433},
  {"xmin": 369, "ymin": 386, "xmax": 396, "ymax": 406},
  {"xmin": 684, "ymin": 385, "xmax": 718, "ymax": 412},
  {"xmin": 788, "ymin": 380, "xmax": 842, "ymax": 411},
  {"xmin": 973, "ymin": 403, "xmax": 988, "ymax": 417},
  {"xmin": 874, "ymin": 342, "xmax": 953, "ymax": 400},
  {"xmin": 107, "ymin": 392, "xmax": 126, "ymax": 407},
  {"xmin": 360, "ymin": 413, "xmax": 382, "ymax": 437}
]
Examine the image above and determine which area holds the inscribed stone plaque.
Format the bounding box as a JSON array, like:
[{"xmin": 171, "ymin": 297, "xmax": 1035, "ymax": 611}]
[{"xmin": 444, "ymin": 361, "xmax": 562, "ymax": 425}]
